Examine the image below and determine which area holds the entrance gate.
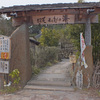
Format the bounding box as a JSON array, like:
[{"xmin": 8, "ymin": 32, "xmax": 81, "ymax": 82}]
[{"xmin": 0, "ymin": 2, "xmax": 100, "ymax": 87}]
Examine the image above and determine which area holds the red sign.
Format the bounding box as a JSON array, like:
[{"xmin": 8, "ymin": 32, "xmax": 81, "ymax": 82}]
[{"xmin": 1, "ymin": 52, "xmax": 9, "ymax": 59}]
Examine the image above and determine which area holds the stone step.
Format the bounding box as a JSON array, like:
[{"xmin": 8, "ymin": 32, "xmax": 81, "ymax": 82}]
[
  {"xmin": 35, "ymin": 74, "xmax": 71, "ymax": 81},
  {"xmin": 36, "ymin": 78, "xmax": 70, "ymax": 81},
  {"xmin": 27, "ymin": 80, "xmax": 71, "ymax": 87},
  {"xmin": 24, "ymin": 85, "xmax": 74, "ymax": 92}
]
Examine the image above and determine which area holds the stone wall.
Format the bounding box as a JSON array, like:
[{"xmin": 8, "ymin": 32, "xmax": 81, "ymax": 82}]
[{"xmin": 10, "ymin": 24, "xmax": 32, "ymax": 86}]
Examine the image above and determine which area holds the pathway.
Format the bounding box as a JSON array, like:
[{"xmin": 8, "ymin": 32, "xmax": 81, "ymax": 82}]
[
  {"xmin": 0, "ymin": 59, "xmax": 99, "ymax": 100},
  {"xmin": 25, "ymin": 59, "xmax": 73, "ymax": 92}
]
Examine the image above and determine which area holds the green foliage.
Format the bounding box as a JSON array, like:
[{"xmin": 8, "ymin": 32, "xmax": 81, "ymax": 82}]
[
  {"xmin": 78, "ymin": 0, "xmax": 85, "ymax": 3},
  {"xmin": 63, "ymin": 15, "xmax": 100, "ymax": 63},
  {"xmin": 39, "ymin": 27, "xmax": 60, "ymax": 46},
  {"xmin": 91, "ymin": 15, "xmax": 100, "ymax": 63},
  {"xmin": 0, "ymin": 86, "xmax": 18, "ymax": 94},
  {"xmin": 30, "ymin": 46, "xmax": 60, "ymax": 68},
  {"xmin": 98, "ymin": 90, "xmax": 100, "ymax": 96},
  {"xmin": 29, "ymin": 25, "xmax": 42, "ymax": 36},
  {"xmin": 9, "ymin": 69, "xmax": 20, "ymax": 85},
  {"xmin": 32, "ymin": 67, "xmax": 40, "ymax": 75},
  {"xmin": 46, "ymin": 62, "xmax": 52, "ymax": 66},
  {"xmin": 65, "ymin": 24, "xmax": 85, "ymax": 51},
  {"xmin": 0, "ymin": 16, "xmax": 15, "ymax": 36},
  {"xmin": 76, "ymin": 51, "xmax": 80, "ymax": 59},
  {"xmin": 53, "ymin": 60, "xmax": 59, "ymax": 64}
]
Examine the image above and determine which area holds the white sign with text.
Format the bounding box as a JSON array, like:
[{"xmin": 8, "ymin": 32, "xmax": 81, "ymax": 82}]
[
  {"xmin": 0, "ymin": 60, "xmax": 9, "ymax": 73},
  {"xmin": 0, "ymin": 36, "xmax": 11, "ymax": 59}
]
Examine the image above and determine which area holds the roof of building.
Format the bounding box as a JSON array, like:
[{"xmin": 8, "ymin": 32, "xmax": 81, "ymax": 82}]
[{"xmin": 0, "ymin": 2, "xmax": 100, "ymax": 13}]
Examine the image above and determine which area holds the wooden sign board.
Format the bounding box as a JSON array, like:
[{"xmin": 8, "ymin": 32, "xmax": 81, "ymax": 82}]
[
  {"xmin": 70, "ymin": 55, "xmax": 76, "ymax": 63},
  {"xmin": 0, "ymin": 61, "xmax": 9, "ymax": 74},
  {"xmin": 11, "ymin": 14, "xmax": 98, "ymax": 26},
  {"xmin": 0, "ymin": 36, "xmax": 11, "ymax": 59},
  {"xmin": 32, "ymin": 14, "xmax": 98, "ymax": 25},
  {"xmin": 33, "ymin": 15, "xmax": 75, "ymax": 25}
]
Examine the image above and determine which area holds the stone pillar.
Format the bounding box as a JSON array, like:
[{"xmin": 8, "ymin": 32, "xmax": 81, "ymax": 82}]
[
  {"xmin": 85, "ymin": 17, "xmax": 91, "ymax": 46},
  {"xmin": 10, "ymin": 24, "xmax": 32, "ymax": 86},
  {"xmin": 83, "ymin": 46, "xmax": 93, "ymax": 87},
  {"xmin": 83, "ymin": 16, "xmax": 93, "ymax": 87}
]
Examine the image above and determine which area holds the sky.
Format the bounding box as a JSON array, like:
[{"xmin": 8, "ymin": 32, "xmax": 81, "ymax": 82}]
[{"xmin": 0, "ymin": 0, "xmax": 99, "ymax": 8}]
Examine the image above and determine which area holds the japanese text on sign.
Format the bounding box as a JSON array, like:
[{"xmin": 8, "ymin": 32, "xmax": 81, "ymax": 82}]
[
  {"xmin": 0, "ymin": 36, "xmax": 11, "ymax": 59},
  {"xmin": 0, "ymin": 61, "xmax": 9, "ymax": 74},
  {"xmin": 33, "ymin": 15, "xmax": 75, "ymax": 25}
]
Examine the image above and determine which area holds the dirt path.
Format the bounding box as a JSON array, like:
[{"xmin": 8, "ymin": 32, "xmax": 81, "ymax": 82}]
[
  {"xmin": 24, "ymin": 59, "xmax": 73, "ymax": 92},
  {"xmin": 0, "ymin": 59, "xmax": 99, "ymax": 100}
]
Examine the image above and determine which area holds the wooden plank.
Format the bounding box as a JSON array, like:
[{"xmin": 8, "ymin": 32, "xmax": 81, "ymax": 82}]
[{"xmin": 95, "ymin": 73, "xmax": 100, "ymax": 75}]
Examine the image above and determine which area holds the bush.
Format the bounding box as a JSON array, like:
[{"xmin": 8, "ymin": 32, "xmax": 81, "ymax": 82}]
[
  {"xmin": 9, "ymin": 69, "xmax": 20, "ymax": 85},
  {"xmin": 30, "ymin": 46, "xmax": 60, "ymax": 70},
  {"xmin": 32, "ymin": 66, "xmax": 40, "ymax": 75}
]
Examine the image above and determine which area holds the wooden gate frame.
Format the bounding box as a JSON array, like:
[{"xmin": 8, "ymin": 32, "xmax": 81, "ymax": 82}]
[{"xmin": 0, "ymin": 2, "xmax": 100, "ymax": 87}]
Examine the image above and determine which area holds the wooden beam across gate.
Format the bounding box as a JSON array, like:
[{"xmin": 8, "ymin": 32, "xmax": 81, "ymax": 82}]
[{"xmin": 0, "ymin": 2, "xmax": 100, "ymax": 26}]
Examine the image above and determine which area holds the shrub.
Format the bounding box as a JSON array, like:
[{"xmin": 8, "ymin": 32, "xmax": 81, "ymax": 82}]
[
  {"xmin": 30, "ymin": 46, "xmax": 60, "ymax": 71},
  {"xmin": 32, "ymin": 66, "xmax": 40, "ymax": 75},
  {"xmin": 9, "ymin": 69, "xmax": 20, "ymax": 85}
]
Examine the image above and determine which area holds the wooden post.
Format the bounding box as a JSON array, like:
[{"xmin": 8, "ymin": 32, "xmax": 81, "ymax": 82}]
[
  {"xmin": 0, "ymin": 74, "xmax": 4, "ymax": 89},
  {"xmin": 84, "ymin": 16, "xmax": 94, "ymax": 86},
  {"xmin": 85, "ymin": 16, "xmax": 91, "ymax": 46}
]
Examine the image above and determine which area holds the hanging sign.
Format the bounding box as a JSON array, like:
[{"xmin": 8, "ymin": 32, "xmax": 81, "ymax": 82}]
[
  {"xmin": 0, "ymin": 36, "xmax": 11, "ymax": 59},
  {"xmin": 0, "ymin": 60, "xmax": 9, "ymax": 74},
  {"xmin": 33, "ymin": 15, "xmax": 75, "ymax": 25}
]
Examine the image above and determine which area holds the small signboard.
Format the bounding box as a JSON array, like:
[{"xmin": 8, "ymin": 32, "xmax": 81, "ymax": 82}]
[
  {"xmin": 69, "ymin": 55, "xmax": 76, "ymax": 63},
  {"xmin": 0, "ymin": 36, "xmax": 11, "ymax": 59},
  {"xmin": 0, "ymin": 61, "xmax": 9, "ymax": 74}
]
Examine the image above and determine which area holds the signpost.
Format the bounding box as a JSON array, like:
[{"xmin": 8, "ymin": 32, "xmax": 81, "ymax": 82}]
[
  {"xmin": 0, "ymin": 35, "xmax": 11, "ymax": 89},
  {"xmin": 69, "ymin": 54, "xmax": 76, "ymax": 71}
]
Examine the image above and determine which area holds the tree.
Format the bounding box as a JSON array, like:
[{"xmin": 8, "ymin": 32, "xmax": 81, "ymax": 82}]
[
  {"xmin": 78, "ymin": 0, "xmax": 85, "ymax": 3},
  {"xmin": 39, "ymin": 27, "xmax": 60, "ymax": 46},
  {"xmin": 65, "ymin": 24, "xmax": 85, "ymax": 51},
  {"xmin": 91, "ymin": 15, "xmax": 100, "ymax": 63},
  {"xmin": 63, "ymin": 15, "xmax": 100, "ymax": 63},
  {"xmin": 0, "ymin": 15, "xmax": 15, "ymax": 36}
]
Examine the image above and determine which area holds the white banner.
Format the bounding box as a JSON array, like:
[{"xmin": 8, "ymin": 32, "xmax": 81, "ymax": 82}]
[{"xmin": 80, "ymin": 33, "xmax": 88, "ymax": 68}]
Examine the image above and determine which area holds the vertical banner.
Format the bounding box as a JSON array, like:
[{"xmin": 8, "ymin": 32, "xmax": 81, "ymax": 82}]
[{"xmin": 80, "ymin": 33, "xmax": 88, "ymax": 68}]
